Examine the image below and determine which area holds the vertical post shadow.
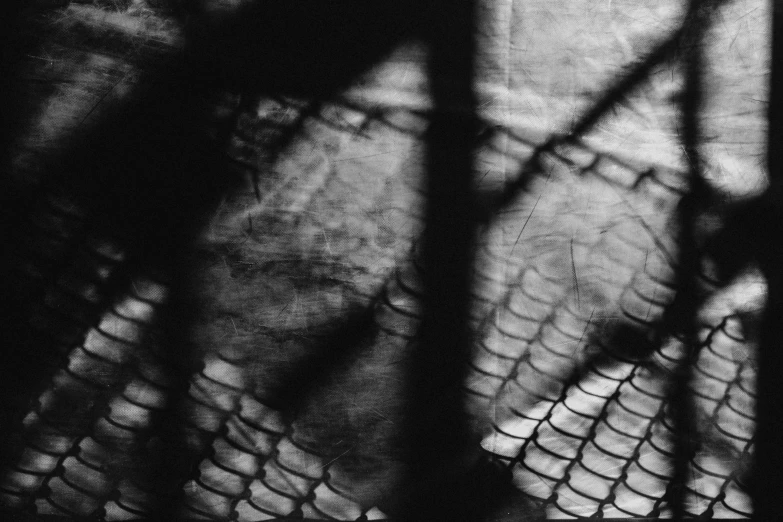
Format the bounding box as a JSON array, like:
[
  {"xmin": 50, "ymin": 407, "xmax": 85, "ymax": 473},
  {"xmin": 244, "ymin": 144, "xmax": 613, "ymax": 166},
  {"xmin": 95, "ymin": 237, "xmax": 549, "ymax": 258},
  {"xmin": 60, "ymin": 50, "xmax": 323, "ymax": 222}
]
[
  {"xmin": 668, "ymin": 0, "xmax": 710, "ymax": 519},
  {"xmin": 398, "ymin": 1, "xmax": 489, "ymax": 520},
  {"xmin": 753, "ymin": 0, "xmax": 783, "ymax": 517}
]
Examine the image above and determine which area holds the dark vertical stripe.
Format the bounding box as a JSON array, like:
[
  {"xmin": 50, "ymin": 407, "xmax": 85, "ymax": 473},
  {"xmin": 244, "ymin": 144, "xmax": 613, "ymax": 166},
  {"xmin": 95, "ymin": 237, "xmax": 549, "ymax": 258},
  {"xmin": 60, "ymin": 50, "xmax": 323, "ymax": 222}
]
[
  {"xmin": 753, "ymin": 1, "xmax": 783, "ymax": 518},
  {"xmin": 400, "ymin": 0, "xmax": 480, "ymax": 520},
  {"xmin": 669, "ymin": 0, "xmax": 711, "ymax": 519}
]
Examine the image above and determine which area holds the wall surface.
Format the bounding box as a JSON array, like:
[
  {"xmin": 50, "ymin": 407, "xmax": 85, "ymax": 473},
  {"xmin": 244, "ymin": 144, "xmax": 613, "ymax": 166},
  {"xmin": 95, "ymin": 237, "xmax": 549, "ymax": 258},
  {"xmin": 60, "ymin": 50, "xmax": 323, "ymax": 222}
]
[{"xmin": 0, "ymin": 0, "xmax": 770, "ymax": 519}]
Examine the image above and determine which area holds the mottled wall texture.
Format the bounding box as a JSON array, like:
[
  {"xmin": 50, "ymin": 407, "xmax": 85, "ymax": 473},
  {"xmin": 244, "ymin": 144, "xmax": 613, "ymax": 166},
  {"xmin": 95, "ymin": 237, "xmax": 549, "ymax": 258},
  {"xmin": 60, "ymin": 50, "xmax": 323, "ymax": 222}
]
[{"xmin": 0, "ymin": 0, "xmax": 773, "ymax": 520}]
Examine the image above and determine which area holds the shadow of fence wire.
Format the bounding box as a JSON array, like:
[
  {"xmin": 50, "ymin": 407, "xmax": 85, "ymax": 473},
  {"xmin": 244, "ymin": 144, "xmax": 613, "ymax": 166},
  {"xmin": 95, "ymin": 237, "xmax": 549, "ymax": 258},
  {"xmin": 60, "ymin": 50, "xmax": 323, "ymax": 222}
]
[{"xmin": 0, "ymin": 0, "xmax": 773, "ymax": 520}]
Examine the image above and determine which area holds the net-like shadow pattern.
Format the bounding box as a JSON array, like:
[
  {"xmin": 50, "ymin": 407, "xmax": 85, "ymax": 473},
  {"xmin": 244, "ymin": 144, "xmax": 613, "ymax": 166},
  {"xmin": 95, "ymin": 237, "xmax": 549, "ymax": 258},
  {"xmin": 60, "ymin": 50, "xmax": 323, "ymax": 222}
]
[
  {"xmin": 0, "ymin": 1, "xmax": 762, "ymax": 520},
  {"xmin": 1, "ymin": 95, "xmax": 758, "ymax": 519}
]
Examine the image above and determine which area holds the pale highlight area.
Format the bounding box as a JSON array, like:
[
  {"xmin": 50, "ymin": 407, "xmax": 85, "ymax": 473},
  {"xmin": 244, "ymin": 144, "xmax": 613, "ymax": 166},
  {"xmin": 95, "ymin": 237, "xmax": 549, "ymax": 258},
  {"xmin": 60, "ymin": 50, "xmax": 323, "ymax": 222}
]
[{"xmin": 0, "ymin": 0, "xmax": 769, "ymax": 519}]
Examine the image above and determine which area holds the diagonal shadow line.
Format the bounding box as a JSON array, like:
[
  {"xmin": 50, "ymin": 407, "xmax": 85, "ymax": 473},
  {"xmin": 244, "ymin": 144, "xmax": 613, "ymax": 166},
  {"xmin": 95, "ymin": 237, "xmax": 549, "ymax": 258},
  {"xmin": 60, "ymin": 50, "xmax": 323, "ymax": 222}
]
[
  {"xmin": 484, "ymin": 0, "xmax": 734, "ymax": 221},
  {"xmin": 569, "ymin": 26, "xmax": 684, "ymax": 139},
  {"xmin": 0, "ymin": 4, "xmax": 430, "ymax": 512},
  {"xmin": 558, "ymin": 0, "xmax": 732, "ymax": 142},
  {"xmin": 1, "ymin": 1, "xmax": 750, "ymax": 519}
]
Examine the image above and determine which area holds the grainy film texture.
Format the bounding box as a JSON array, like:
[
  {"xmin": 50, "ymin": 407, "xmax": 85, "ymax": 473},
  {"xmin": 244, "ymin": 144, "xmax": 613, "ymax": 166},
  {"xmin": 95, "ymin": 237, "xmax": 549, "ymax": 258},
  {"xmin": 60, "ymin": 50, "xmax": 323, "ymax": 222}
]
[{"xmin": 0, "ymin": 0, "xmax": 773, "ymax": 520}]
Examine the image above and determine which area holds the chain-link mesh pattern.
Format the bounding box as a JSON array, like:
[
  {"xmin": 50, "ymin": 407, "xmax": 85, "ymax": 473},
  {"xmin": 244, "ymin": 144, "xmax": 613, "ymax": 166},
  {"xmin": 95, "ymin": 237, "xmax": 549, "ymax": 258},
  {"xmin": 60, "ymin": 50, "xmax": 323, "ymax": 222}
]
[{"xmin": 0, "ymin": 1, "xmax": 762, "ymax": 520}]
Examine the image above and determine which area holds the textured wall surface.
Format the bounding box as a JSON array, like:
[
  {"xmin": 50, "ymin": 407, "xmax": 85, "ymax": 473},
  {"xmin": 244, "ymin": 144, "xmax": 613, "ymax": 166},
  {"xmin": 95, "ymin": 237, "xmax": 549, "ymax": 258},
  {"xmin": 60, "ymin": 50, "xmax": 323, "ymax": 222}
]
[{"xmin": 0, "ymin": 0, "xmax": 770, "ymax": 519}]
